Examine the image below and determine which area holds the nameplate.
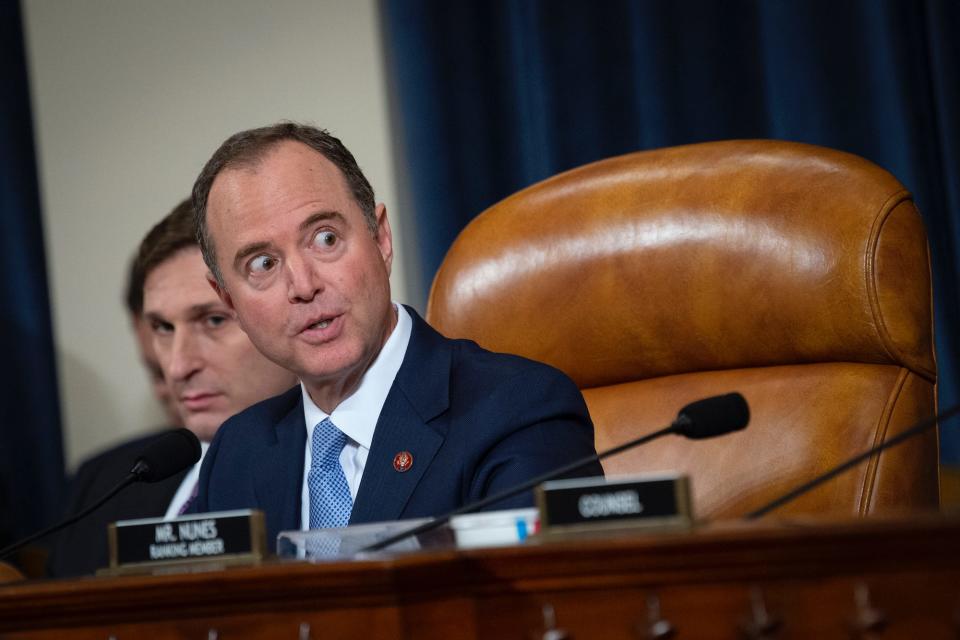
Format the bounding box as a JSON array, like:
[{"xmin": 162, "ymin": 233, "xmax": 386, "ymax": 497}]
[
  {"xmin": 106, "ymin": 510, "xmax": 266, "ymax": 574},
  {"xmin": 536, "ymin": 474, "xmax": 692, "ymax": 534}
]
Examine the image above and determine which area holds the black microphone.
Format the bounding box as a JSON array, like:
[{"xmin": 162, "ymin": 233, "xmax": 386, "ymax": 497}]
[
  {"xmin": 0, "ymin": 428, "xmax": 201, "ymax": 560},
  {"xmin": 673, "ymin": 392, "xmax": 750, "ymax": 439},
  {"xmin": 746, "ymin": 403, "xmax": 959, "ymax": 519},
  {"xmin": 361, "ymin": 392, "xmax": 750, "ymax": 553},
  {"xmin": 130, "ymin": 427, "xmax": 202, "ymax": 482}
]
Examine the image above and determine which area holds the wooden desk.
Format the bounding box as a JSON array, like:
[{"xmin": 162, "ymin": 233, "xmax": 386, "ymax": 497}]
[{"xmin": 2, "ymin": 515, "xmax": 959, "ymax": 639}]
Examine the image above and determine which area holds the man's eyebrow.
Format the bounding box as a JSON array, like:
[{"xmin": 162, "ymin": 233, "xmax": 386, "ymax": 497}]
[
  {"xmin": 187, "ymin": 302, "xmax": 225, "ymax": 319},
  {"xmin": 233, "ymin": 240, "xmax": 272, "ymax": 272},
  {"xmin": 142, "ymin": 303, "xmax": 224, "ymax": 326},
  {"xmin": 299, "ymin": 210, "xmax": 346, "ymax": 233}
]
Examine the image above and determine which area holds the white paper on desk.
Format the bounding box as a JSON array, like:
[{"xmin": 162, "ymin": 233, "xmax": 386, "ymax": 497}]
[
  {"xmin": 450, "ymin": 508, "xmax": 539, "ymax": 549},
  {"xmin": 276, "ymin": 518, "xmax": 431, "ymax": 561}
]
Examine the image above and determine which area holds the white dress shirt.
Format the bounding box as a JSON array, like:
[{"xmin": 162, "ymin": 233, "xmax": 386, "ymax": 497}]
[
  {"xmin": 299, "ymin": 303, "xmax": 412, "ymax": 529},
  {"xmin": 163, "ymin": 440, "xmax": 210, "ymax": 520}
]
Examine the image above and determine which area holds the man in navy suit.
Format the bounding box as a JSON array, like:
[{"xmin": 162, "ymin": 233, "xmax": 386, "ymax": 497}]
[
  {"xmin": 48, "ymin": 200, "xmax": 297, "ymax": 577},
  {"xmin": 191, "ymin": 123, "xmax": 602, "ymax": 543}
]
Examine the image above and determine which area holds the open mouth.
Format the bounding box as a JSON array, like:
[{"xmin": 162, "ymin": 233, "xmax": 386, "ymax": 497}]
[
  {"xmin": 302, "ymin": 313, "xmax": 341, "ymax": 334},
  {"xmin": 297, "ymin": 313, "xmax": 344, "ymax": 344}
]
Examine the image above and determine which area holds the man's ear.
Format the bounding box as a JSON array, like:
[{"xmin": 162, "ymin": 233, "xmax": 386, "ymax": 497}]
[
  {"xmin": 207, "ymin": 273, "xmax": 235, "ymax": 311},
  {"xmin": 374, "ymin": 203, "xmax": 393, "ymax": 276}
]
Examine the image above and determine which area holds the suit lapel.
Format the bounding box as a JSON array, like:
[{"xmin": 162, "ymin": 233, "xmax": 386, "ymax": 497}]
[
  {"xmin": 254, "ymin": 389, "xmax": 307, "ymax": 536},
  {"xmin": 350, "ymin": 308, "xmax": 451, "ymax": 524}
]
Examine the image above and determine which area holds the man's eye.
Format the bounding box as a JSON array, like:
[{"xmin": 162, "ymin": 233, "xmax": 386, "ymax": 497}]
[
  {"xmin": 249, "ymin": 255, "xmax": 276, "ymax": 274},
  {"xmin": 205, "ymin": 315, "xmax": 228, "ymax": 329},
  {"xmin": 151, "ymin": 320, "xmax": 173, "ymax": 335},
  {"xmin": 313, "ymin": 230, "xmax": 338, "ymax": 249}
]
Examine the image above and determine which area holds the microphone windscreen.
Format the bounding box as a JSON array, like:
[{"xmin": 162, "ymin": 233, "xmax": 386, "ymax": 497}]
[
  {"xmin": 130, "ymin": 428, "xmax": 202, "ymax": 482},
  {"xmin": 674, "ymin": 392, "xmax": 750, "ymax": 439}
]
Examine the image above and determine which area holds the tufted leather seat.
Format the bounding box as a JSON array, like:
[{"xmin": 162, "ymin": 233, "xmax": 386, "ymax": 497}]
[{"xmin": 426, "ymin": 139, "xmax": 939, "ymax": 519}]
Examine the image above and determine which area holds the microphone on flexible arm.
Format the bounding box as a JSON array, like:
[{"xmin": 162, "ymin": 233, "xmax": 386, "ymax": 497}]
[
  {"xmin": 0, "ymin": 428, "xmax": 201, "ymax": 560},
  {"xmin": 127, "ymin": 428, "xmax": 201, "ymax": 482},
  {"xmin": 361, "ymin": 392, "xmax": 750, "ymax": 553},
  {"xmin": 745, "ymin": 402, "xmax": 960, "ymax": 520}
]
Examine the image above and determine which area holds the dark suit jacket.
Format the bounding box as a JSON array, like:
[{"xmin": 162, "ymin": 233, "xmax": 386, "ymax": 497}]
[
  {"xmin": 48, "ymin": 431, "xmax": 187, "ymax": 577},
  {"xmin": 195, "ymin": 307, "xmax": 603, "ymax": 543}
]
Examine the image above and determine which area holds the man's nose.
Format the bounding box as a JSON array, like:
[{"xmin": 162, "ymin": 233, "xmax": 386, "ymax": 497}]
[
  {"xmin": 285, "ymin": 253, "xmax": 323, "ymax": 303},
  {"xmin": 167, "ymin": 329, "xmax": 204, "ymax": 382}
]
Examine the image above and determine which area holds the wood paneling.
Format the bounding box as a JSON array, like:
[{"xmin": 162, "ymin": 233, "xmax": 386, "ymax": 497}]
[{"xmin": 2, "ymin": 516, "xmax": 958, "ymax": 639}]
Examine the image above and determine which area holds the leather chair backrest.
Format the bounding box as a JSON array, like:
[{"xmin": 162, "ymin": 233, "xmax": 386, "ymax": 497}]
[{"xmin": 427, "ymin": 140, "xmax": 938, "ymax": 518}]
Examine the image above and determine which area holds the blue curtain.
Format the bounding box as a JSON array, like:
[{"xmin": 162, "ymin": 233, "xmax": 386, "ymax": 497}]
[
  {"xmin": 382, "ymin": 0, "xmax": 960, "ymax": 464},
  {"xmin": 0, "ymin": 1, "xmax": 65, "ymax": 547}
]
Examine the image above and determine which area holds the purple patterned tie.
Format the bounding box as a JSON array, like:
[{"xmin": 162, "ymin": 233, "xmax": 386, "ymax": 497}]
[{"xmin": 177, "ymin": 481, "xmax": 199, "ymax": 516}]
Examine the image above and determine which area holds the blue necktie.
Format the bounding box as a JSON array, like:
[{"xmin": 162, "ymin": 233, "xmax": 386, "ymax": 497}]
[{"xmin": 308, "ymin": 418, "xmax": 353, "ymax": 529}]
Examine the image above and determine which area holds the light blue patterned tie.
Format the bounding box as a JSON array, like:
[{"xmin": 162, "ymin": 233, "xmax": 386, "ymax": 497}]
[{"xmin": 308, "ymin": 418, "xmax": 354, "ymax": 529}]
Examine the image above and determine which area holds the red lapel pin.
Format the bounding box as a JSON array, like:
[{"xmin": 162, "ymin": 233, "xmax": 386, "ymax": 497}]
[{"xmin": 393, "ymin": 451, "xmax": 413, "ymax": 473}]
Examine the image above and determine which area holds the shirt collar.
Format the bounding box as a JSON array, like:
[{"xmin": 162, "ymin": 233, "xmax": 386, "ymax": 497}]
[{"xmin": 301, "ymin": 303, "xmax": 412, "ymax": 449}]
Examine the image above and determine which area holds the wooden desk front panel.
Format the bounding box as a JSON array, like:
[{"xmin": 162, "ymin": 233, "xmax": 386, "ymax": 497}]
[
  {"xmin": 2, "ymin": 518, "xmax": 959, "ymax": 639},
  {"xmin": 475, "ymin": 571, "xmax": 960, "ymax": 639}
]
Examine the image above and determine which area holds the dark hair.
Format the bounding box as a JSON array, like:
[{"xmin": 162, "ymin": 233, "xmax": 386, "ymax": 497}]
[
  {"xmin": 191, "ymin": 122, "xmax": 376, "ymax": 285},
  {"xmin": 132, "ymin": 198, "xmax": 198, "ymax": 306},
  {"xmin": 124, "ymin": 255, "xmax": 145, "ymax": 316}
]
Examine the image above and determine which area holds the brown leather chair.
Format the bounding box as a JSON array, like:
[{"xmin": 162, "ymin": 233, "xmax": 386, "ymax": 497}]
[{"xmin": 426, "ymin": 140, "xmax": 939, "ymax": 519}]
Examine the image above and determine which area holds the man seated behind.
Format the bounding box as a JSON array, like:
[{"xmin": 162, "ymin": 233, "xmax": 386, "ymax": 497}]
[
  {"xmin": 126, "ymin": 254, "xmax": 182, "ymax": 429},
  {"xmin": 48, "ymin": 199, "xmax": 296, "ymax": 577},
  {"xmin": 192, "ymin": 123, "xmax": 603, "ymax": 542}
]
